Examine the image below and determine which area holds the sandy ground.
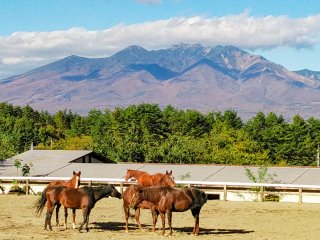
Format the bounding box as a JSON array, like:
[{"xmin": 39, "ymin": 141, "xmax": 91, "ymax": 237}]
[{"xmin": 0, "ymin": 194, "xmax": 319, "ymax": 240}]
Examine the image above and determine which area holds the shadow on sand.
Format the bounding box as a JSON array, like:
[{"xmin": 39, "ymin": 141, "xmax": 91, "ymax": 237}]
[{"xmin": 91, "ymin": 221, "xmax": 254, "ymax": 236}]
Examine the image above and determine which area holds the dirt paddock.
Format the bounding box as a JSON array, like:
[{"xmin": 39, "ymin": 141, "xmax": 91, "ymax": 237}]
[{"xmin": 0, "ymin": 195, "xmax": 319, "ymax": 240}]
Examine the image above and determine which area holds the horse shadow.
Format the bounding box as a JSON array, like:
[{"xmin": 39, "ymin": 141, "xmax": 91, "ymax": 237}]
[
  {"xmin": 91, "ymin": 221, "xmax": 254, "ymax": 236},
  {"xmin": 174, "ymin": 226, "xmax": 254, "ymax": 235},
  {"xmin": 91, "ymin": 221, "xmax": 126, "ymax": 231}
]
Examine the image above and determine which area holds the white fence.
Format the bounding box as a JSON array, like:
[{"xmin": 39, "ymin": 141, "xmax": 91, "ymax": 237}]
[{"xmin": 1, "ymin": 176, "xmax": 320, "ymax": 203}]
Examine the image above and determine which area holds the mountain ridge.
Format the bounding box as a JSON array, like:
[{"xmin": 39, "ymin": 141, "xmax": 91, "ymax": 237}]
[{"xmin": 1, "ymin": 43, "xmax": 320, "ymax": 120}]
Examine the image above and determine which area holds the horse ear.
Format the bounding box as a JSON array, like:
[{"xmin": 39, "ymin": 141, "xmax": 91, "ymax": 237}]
[
  {"xmin": 73, "ymin": 171, "xmax": 75, "ymax": 175},
  {"xmin": 79, "ymin": 171, "xmax": 81, "ymax": 175},
  {"xmin": 169, "ymin": 170, "xmax": 172, "ymax": 175},
  {"xmin": 166, "ymin": 170, "xmax": 168, "ymax": 175}
]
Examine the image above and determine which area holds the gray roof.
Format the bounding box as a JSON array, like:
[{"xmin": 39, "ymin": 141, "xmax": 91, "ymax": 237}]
[
  {"xmin": 1, "ymin": 150, "xmax": 320, "ymax": 185},
  {"xmin": 1, "ymin": 150, "xmax": 92, "ymax": 176}
]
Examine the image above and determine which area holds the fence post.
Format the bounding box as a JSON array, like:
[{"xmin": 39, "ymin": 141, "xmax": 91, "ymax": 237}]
[
  {"xmin": 26, "ymin": 179, "xmax": 29, "ymax": 195},
  {"xmin": 298, "ymin": 188, "xmax": 302, "ymax": 203},
  {"xmin": 120, "ymin": 182, "xmax": 123, "ymax": 194},
  {"xmin": 223, "ymin": 185, "xmax": 227, "ymax": 201},
  {"xmin": 260, "ymin": 186, "xmax": 264, "ymax": 202}
]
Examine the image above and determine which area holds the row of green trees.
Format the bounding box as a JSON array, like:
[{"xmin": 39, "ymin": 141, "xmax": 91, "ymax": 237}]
[{"xmin": 1, "ymin": 102, "xmax": 319, "ymax": 166}]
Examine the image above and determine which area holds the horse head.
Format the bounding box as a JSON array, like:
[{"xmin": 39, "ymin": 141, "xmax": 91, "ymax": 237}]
[
  {"xmin": 164, "ymin": 170, "xmax": 175, "ymax": 188},
  {"xmin": 124, "ymin": 169, "xmax": 132, "ymax": 182},
  {"xmin": 72, "ymin": 171, "xmax": 81, "ymax": 188},
  {"xmin": 110, "ymin": 185, "xmax": 122, "ymax": 199},
  {"xmin": 130, "ymin": 189, "xmax": 143, "ymax": 208}
]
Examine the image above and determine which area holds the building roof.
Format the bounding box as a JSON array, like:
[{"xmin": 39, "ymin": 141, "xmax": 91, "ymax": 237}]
[
  {"xmin": 1, "ymin": 150, "xmax": 92, "ymax": 176},
  {"xmin": 1, "ymin": 150, "xmax": 320, "ymax": 185}
]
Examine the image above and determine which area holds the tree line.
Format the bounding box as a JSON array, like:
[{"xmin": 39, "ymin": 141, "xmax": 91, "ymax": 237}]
[{"xmin": 1, "ymin": 102, "xmax": 320, "ymax": 166}]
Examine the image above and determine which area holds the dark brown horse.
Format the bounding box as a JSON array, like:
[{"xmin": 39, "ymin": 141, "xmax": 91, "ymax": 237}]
[
  {"xmin": 46, "ymin": 171, "xmax": 81, "ymax": 227},
  {"xmin": 34, "ymin": 185, "xmax": 122, "ymax": 232},
  {"xmin": 123, "ymin": 185, "xmax": 159, "ymax": 232},
  {"xmin": 130, "ymin": 187, "xmax": 207, "ymax": 236},
  {"xmin": 124, "ymin": 169, "xmax": 175, "ymax": 187}
]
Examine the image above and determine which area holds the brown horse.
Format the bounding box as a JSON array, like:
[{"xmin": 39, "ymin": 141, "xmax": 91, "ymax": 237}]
[
  {"xmin": 123, "ymin": 170, "xmax": 175, "ymax": 232},
  {"xmin": 130, "ymin": 187, "xmax": 207, "ymax": 236},
  {"xmin": 124, "ymin": 169, "xmax": 175, "ymax": 187},
  {"xmin": 123, "ymin": 185, "xmax": 159, "ymax": 232},
  {"xmin": 34, "ymin": 185, "xmax": 122, "ymax": 232},
  {"xmin": 46, "ymin": 171, "xmax": 81, "ymax": 227}
]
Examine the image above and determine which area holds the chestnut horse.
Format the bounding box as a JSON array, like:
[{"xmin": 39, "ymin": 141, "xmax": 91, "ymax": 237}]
[
  {"xmin": 46, "ymin": 171, "xmax": 81, "ymax": 227},
  {"xmin": 34, "ymin": 185, "xmax": 122, "ymax": 232},
  {"xmin": 130, "ymin": 186, "xmax": 207, "ymax": 236},
  {"xmin": 123, "ymin": 185, "xmax": 159, "ymax": 232},
  {"xmin": 123, "ymin": 170, "xmax": 175, "ymax": 232},
  {"xmin": 124, "ymin": 169, "xmax": 175, "ymax": 187}
]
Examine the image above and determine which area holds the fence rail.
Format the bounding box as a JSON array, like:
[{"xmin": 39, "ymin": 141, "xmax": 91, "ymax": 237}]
[{"xmin": 1, "ymin": 176, "xmax": 320, "ymax": 203}]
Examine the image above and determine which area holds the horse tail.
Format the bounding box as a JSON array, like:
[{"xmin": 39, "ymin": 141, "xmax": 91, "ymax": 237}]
[{"xmin": 33, "ymin": 187, "xmax": 48, "ymax": 216}]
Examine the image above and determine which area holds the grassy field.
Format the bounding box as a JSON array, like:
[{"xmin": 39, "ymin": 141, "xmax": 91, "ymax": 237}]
[{"xmin": 0, "ymin": 194, "xmax": 319, "ymax": 240}]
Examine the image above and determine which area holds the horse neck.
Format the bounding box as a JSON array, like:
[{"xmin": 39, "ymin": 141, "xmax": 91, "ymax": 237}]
[
  {"xmin": 68, "ymin": 175, "xmax": 80, "ymax": 188},
  {"xmin": 187, "ymin": 188, "xmax": 208, "ymax": 207},
  {"xmin": 93, "ymin": 187, "xmax": 112, "ymax": 202}
]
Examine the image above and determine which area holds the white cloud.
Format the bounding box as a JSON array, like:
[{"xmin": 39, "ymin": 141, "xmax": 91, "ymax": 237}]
[{"xmin": 1, "ymin": 13, "xmax": 320, "ymax": 79}]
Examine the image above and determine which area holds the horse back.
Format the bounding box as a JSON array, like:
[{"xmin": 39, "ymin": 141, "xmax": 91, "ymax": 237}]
[
  {"xmin": 158, "ymin": 187, "xmax": 206, "ymax": 212},
  {"xmin": 138, "ymin": 173, "xmax": 172, "ymax": 187},
  {"xmin": 63, "ymin": 187, "xmax": 90, "ymax": 209},
  {"xmin": 48, "ymin": 186, "xmax": 89, "ymax": 209},
  {"xmin": 48, "ymin": 180, "xmax": 65, "ymax": 187}
]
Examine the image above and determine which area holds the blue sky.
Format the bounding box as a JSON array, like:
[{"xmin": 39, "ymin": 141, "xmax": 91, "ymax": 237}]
[{"xmin": 1, "ymin": 0, "xmax": 320, "ymax": 79}]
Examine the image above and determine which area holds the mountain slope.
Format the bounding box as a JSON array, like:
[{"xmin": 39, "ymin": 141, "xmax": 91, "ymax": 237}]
[{"xmin": 1, "ymin": 43, "xmax": 319, "ymax": 119}]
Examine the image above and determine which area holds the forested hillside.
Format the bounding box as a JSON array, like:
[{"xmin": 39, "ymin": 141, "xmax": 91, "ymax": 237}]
[{"xmin": 1, "ymin": 102, "xmax": 319, "ymax": 166}]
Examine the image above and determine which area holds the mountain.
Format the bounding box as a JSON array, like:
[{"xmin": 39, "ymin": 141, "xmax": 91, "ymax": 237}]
[
  {"xmin": 295, "ymin": 69, "xmax": 320, "ymax": 81},
  {"xmin": 1, "ymin": 43, "xmax": 320, "ymax": 120}
]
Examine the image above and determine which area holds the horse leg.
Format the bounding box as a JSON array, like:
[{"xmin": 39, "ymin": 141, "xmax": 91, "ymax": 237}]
[
  {"xmin": 72, "ymin": 209, "xmax": 76, "ymax": 229},
  {"xmin": 78, "ymin": 209, "xmax": 86, "ymax": 232},
  {"xmin": 85, "ymin": 209, "xmax": 91, "ymax": 232},
  {"xmin": 135, "ymin": 208, "xmax": 143, "ymax": 230},
  {"xmin": 151, "ymin": 209, "xmax": 159, "ymax": 233},
  {"xmin": 45, "ymin": 205, "xmax": 55, "ymax": 231},
  {"xmin": 123, "ymin": 205, "xmax": 130, "ymax": 232},
  {"xmin": 167, "ymin": 211, "xmax": 173, "ymax": 236},
  {"xmin": 55, "ymin": 203, "xmax": 61, "ymax": 226},
  {"xmin": 160, "ymin": 212, "xmax": 166, "ymax": 236},
  {"xmin": 191, "ymin": 208, "xmax": 201, "ymax": 235},
  {"xmin": 79, "ymin": 208, "xmax": 90, "ymax": 232},
  {"xmin": 64, "ymin": 207, "xmax": 68, "ymax": 229}
]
